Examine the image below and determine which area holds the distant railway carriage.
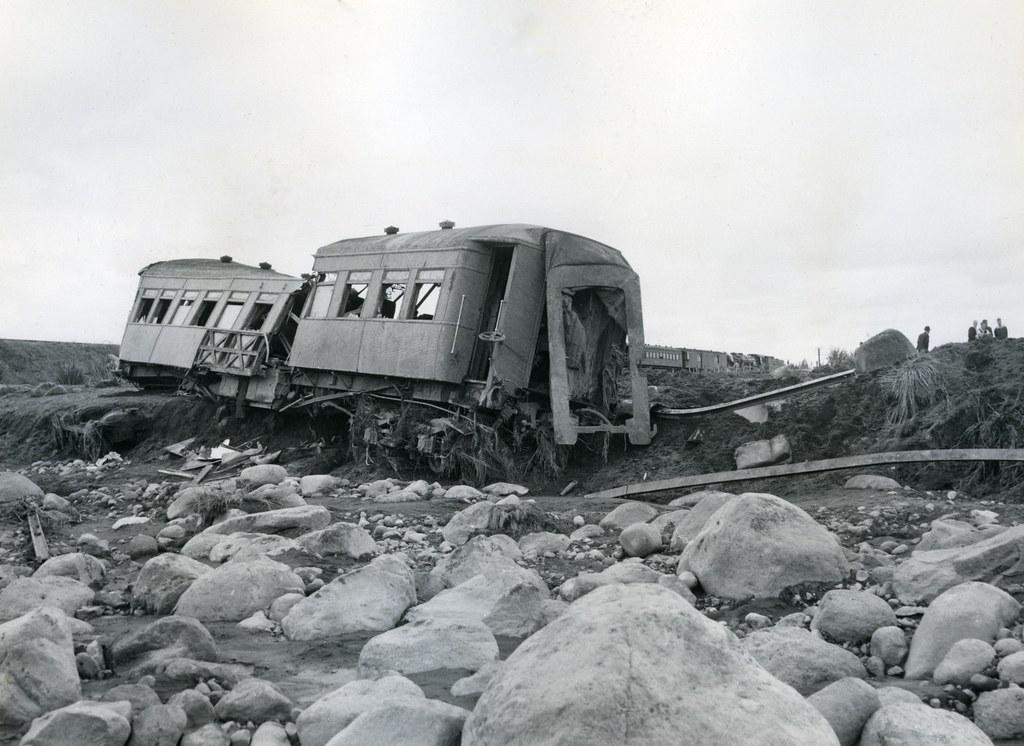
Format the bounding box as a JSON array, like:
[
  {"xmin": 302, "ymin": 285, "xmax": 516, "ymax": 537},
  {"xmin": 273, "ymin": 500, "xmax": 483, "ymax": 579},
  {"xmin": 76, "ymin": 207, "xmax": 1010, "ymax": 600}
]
[{"xmin": 118, "ymin": 224, "xmax": 655, "ymax": 448}]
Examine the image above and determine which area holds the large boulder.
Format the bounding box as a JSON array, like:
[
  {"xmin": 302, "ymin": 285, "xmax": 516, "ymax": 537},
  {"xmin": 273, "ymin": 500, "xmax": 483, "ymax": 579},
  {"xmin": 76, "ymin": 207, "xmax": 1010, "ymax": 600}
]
[
  {"xmin": 127, "ymin": 703, "xmax": 188, "ymax": 746},
  {"xmin": 462, "ymin": 584, "xmax": 838, "ymax": 745},
  {"xmin": 296, "ymin": 522, "xmax": 378, "ymax": 559},
  {"xmin": 326, "ymin": 699, "xmax": 470, "ymax": 746},
  {"xmin": 202, "ymin": 504, "xmax": 330, "ymax": 536},
  {"xmin": 916, "ymin": 518, "xmax": 1006, "ymax": 553},
  {"xmin": 0, "ymin": 471, "xmax": 43, "ymax": 504},
  {"xmin": 359, "ymin": 617, "xmax": 499, "ymax": 675},
  {"xmin": 406, "ymin": 570, "xmax": 547, "ymax": 637},
  {"xmin": 281, "ymin": 555, "xmax": 416, "ymax": 640},
  {"xmin": 666, "ymin": 489, "xmax": 734, "ymax": 508},
  {"xmin": 668, "ymin": 491, "xmax": 735, "ymax": 551},
  {"xmin": 300, "ymin": 474, "xmax": 340, "ymax": 496},
  {"xmin": 0, "ymin": 575, "xmax": 95, "ymax": 621},
  {"xmin": 518, "ymin": 532, "xmax": 570, "ymax": 560},
  {"xmin": 893, "ymin": 525, "xmax": 1024, "ymax": 603},
  {"xmin": 241, "ymin": 482, "xmax": 306, "ymax": 512},
  {"xmin": 844, "ymin": 474, "xmax": 901, "ymax": 490},
  {"xmin": 854, "ymin": 329, "xmax": 916, "ymax": 373},
  {"xmin": 20, "ymin": 700, "xmax": 131, "ymax": 746},
  {"xmin": 213, "ymin": 677, "xmax": 292, "ymax": 723},
  {"xmin": 974, "ymin": 687, "xmax": 1024, "ymax": 740},
  {"xmin": 932, "ymin": 638, "xmax": 996, "ymax": 685},
  {"xmin": 811, "ymin": 589, "xmax": 898, "ymax": 643},
  {"xmin": 110, "ymin": 615, "xmax": 218, "ymax": 673},
  {"xmin": 598, "ymin": 501, "xmax": 657, "ymax": 531},
  {"xmin": 0, "ymin": 607, "xmax": 80, "ymax": 726},
  {"xmin": 734, "ymin": 434, "xmax": 791, "ymax": 469},
  {"xmin": 238, "ymin": 464, "xmax": 288, "ymax": 488},
  {"xmin": 423, "ymin": 534, "xmax": 546, "ymax": 599},
  {"xmin": 741, "ymin": 626, "xmax": 867, "ymax": 695},
  {"xmin": 619, "ymin": 522, "xmax": 662, "ymax": 557},
  {"xmin": 903, "ymin": 581, "xmax": 1020, "ymax": 679},
  {"xmin": 806, "ymin": 677, "xmax": 880, "ymax": 746},
  {"xmin": 296, "ymin": 673, "xmax": 424, "ymax": 746},
  {"xmin": 34, "ymin": 552, "xmax": 106, "ymax": 587},
  {"xmin": 174, "ymin": 558, "xmax": 304, "ymax": 622},
  {"xmin": 207, "ymin": 532, "xmax": 301, "ymax": 563},
  {"xmin": 133, "ymin": 553, "xmax": 211, "ymax": 614},
  {"xmin": 440, "ymin": 501, "xmax": 495, "ymax": 545},
  {"xmin": 679, "ymin": 493, "xmax": 848, "ymax": 599},
  {"xmin": 557, "ymin": 561, "xmax": 667, "ymax": 603},
  {"xmin": 858, "ymin": 702, "xmax": 992, "ymax": 745}
]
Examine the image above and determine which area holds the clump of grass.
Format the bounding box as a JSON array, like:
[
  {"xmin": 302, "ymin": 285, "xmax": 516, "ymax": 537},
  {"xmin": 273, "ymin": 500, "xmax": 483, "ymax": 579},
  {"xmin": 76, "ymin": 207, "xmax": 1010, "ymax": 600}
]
[
  {"xmin": 487, "ymin": 500, "xmax": 560, "ymax": 539},
  {"xmin": 54, "ymin": 362, "xmax": 86, "ymax": 385},
  {"xmin": 882, "ymin": 355, "xmax": 945, "ymax": 430}
]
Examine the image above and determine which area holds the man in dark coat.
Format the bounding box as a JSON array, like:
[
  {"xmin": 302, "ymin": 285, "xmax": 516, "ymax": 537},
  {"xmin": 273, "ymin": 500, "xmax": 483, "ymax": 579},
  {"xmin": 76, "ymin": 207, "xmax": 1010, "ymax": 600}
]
[
  {"xmin": 995, "ymin": 318, "xmax": 1009, "ymax": 340},
  {"xmin": 917, "ymin": 326, "xmax": 930, "ymax": 353},
  {"xmin": 968, "ymin": 321, "xmax": 978, "ymax": 342}
]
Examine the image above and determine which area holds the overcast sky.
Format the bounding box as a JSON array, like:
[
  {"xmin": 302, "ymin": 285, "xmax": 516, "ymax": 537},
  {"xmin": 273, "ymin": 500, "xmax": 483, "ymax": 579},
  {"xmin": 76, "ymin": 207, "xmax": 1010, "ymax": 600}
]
[{"xmin": 1, "ymin": 1, "xmax": 1021, "ymax": 364}]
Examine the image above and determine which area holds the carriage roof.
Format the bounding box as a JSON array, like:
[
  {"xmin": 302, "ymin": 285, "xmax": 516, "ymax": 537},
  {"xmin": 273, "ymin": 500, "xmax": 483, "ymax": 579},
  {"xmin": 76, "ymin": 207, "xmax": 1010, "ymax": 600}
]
[
  {"xmin": 314, "ymin": 224, "xmax": 635, "ymax": 276},
  {"xmin": 137, "ymin": 258, "xmax": 297, "ymax": 280}
]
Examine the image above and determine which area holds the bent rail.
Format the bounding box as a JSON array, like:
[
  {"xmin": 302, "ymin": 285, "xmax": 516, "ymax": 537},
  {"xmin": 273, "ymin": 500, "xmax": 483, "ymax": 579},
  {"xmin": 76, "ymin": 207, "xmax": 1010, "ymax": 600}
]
[
  {"xmin": 586, "ymin": 448, "xmax": 1024, "ymax": 500},
  {"xmin": 654, "ymin": 368, "xmax": 856, "ymax": 418}
]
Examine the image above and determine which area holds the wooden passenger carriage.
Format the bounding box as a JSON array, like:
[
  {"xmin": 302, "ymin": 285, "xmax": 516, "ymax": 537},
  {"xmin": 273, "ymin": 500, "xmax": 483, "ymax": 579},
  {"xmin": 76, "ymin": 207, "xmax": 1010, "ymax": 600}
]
[{"xmin": 118, "ymin": 224, "xmax": 655, "ymax": 448}]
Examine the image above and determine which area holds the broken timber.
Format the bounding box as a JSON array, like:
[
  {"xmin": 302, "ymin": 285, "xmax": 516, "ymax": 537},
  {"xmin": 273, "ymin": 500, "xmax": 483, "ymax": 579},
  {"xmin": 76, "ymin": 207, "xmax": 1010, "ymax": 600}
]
[
  {"xmin": 27, "ymin": 511, "xmax": 49, "ymax": 561},
  {"xmin": 586, "ymin": 448, "xmax": 1024, "ymax": 500},
  {"xmin": 653, "ymin": 368, "xmax": 856, "ymax": 419}
]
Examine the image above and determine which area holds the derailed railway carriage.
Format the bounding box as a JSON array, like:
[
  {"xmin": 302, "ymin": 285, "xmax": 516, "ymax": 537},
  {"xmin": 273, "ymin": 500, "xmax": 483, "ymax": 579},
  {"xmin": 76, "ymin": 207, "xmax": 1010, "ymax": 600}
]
[{"xmin": 118, "ymin": 224, "xmax": 655, "ymax": 468}]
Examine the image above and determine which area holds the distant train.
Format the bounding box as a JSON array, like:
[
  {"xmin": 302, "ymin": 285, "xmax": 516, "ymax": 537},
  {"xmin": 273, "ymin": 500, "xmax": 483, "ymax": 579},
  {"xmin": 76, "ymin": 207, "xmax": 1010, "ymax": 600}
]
[
  {"xmin": 118, "ymin": 224, "xmax": 655, "ymax": 452},
  {"xmin": 640, "ymin": 344, "xmax": 785, "ymax": 373}
]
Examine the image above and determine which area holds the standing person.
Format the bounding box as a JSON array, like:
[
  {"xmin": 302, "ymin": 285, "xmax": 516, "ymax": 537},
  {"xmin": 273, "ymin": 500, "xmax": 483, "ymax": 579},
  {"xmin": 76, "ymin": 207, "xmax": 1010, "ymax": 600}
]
[
  {"xmin": 968, "ymin": 321, "xmax": 978, "ymax": 342},
  {"xmin": 980, "ymin": 320, "xmax": 993, "ymax": 338},
  {"xmin": 917, "ymin": 325, "xmax": 930, "ymax": 353},
  {"xmin": 995, "ymin": 318, "xmax": 1009, "ymax": 340}
]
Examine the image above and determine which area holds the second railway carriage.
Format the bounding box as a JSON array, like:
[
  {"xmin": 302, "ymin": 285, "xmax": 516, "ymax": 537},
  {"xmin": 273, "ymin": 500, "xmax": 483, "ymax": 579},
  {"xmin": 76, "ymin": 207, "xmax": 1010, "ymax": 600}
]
[
  {"xmin": 118, "ymin": 224, "xmax": 655, "ymax": 447},
  {"xmin": 118, "ymin": 258, "xmax": 306, "ymax": 404}
]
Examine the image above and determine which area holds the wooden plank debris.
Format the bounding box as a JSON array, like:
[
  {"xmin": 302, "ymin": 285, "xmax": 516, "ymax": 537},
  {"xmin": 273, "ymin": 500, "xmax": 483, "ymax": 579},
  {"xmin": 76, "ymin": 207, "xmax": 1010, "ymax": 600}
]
[
  {"xmin": 163, "ymin": 437, "xmax": 197, "ymax": 457},
  {"xmin": 586, "ymin": 448, "xmax": 1024, "ymax": 500},
  {"xmin": 157, "ymin": 469, "xmax": 198, "ymax": 480},
  {"xmin": 193, "ymin": 464, "xmax": 215, "ymax": 484},
  {"xmin": 27, "ymin": 511, "xmax": 49, "ymax": 561}
]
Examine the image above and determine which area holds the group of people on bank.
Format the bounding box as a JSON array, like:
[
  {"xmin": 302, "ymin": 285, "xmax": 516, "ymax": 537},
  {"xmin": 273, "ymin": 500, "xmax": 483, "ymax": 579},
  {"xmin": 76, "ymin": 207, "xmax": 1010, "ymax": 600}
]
[
  {"xmin": 915, "ymin": 318, "xmax": 1009, "ymax": 352},
  {"xmin": 967, "ymin": 318, "xmax": 1008, "ymax": 342}
]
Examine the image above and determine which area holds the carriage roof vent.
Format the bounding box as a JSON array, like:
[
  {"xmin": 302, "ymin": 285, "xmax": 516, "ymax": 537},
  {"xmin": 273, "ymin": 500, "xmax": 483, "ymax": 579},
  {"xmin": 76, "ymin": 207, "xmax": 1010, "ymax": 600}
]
[
  {"xmin": 219, "ymin": 255, "xmax": 232, "ymax": 263},
  {"xmin": 439, "ymin": 220, "xmax": 455, "ymax": 230},
  {"xmin": 384, "ymin": 226, "xmax": 399, "ymax": 235},
  {"xmin": 258, "ymin": 261, "xmax": 272, "ymax": 270}
]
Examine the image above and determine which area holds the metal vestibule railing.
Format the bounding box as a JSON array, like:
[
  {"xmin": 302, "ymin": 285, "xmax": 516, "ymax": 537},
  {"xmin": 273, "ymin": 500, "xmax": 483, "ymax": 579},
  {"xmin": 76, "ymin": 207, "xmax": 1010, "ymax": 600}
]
[{"xmin": 193, "ymin": 328, "xmax": 269, "ymax": 376}]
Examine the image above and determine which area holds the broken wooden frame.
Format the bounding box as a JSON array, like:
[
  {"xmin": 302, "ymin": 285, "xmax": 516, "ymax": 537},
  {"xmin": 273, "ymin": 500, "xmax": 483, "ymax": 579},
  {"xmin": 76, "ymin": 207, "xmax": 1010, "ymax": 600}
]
[{"xmin": 586, "ymin": 448, "xmax": 1024, "ymax": 500}]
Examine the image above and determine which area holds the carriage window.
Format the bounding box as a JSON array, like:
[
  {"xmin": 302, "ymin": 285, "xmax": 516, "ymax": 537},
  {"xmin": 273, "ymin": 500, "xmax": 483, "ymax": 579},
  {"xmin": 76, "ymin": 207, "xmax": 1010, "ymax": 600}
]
[
  {"xmin": 170, "ymin": 299, "xmax": 194, "ymax": 325},
  {"xmin": 153, "ymin": 297, "xmax": 173, "ymax": 324},
  {"xmin": 307, "ymin": 272, "xmax": 337, "ymax": 318},
  {"xmin": 243, "ymin": 302, "xmax": 273, "ymax": 331},
  {"xmin": 192, "ymin": 300, "xmax": 218, "ymax": 327},
  {"xmin": 337, "ymin": 271, "xmax": 372, "ymax": 317},
  {"xmin": 377, "ymin": 270, "xmax": 408, "ymax": 319},
  {"xmin": 134, "ymin": 298, "xmax": 154, "ymax": 322},
  {"xmin": 217, "ymin": 301, "xmax": 245, "ymax": 329},
  {"xmin": 169, "ymin": 291, "xmax": 199, "ymax": 326},
  {"xmin": 411, "ymin": 269, "xmax": 444, "ymax": 320}
]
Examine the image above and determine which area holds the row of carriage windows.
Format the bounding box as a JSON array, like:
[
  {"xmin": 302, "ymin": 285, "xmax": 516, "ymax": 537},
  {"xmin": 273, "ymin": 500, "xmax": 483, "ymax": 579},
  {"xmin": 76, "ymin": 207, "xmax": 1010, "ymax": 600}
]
[
  {"xmin": 132, "ymin": 289, "xmax": 274, "ymax": 331},
  {"xmin": 132, "ymin": 268, "xmax": 447, "ymax": 330},
  {"xmin": 305, "ymin": 269, "xmax": 444, "ymax": 321}
]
